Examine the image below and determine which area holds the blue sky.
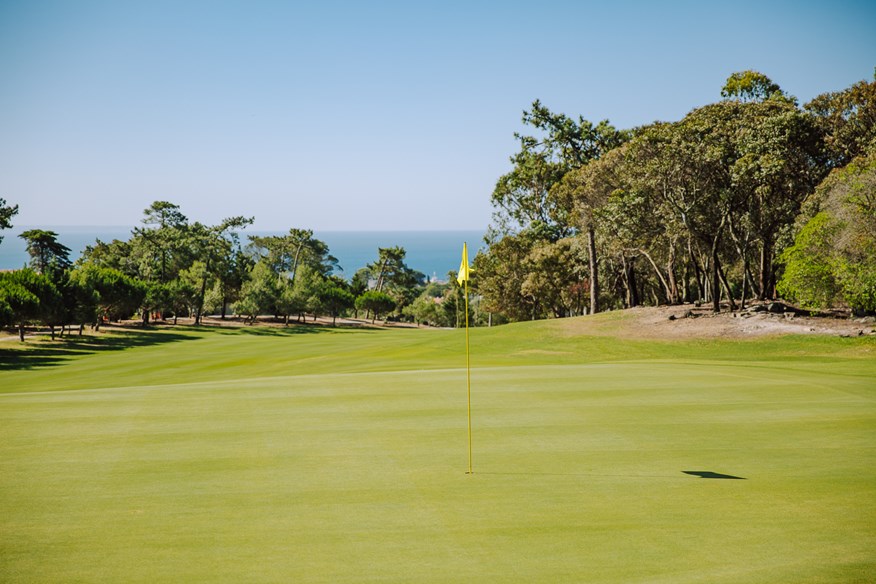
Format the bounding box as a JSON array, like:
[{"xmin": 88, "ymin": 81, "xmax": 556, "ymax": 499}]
[{"xmin": 1, "ymin": 0, "xmax": 874, "ymax": 231}]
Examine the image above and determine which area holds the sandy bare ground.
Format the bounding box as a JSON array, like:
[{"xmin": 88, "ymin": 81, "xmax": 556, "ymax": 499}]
[{"xmin": 555, "ymin": 302, "xmax": 876, "ymax": 340}]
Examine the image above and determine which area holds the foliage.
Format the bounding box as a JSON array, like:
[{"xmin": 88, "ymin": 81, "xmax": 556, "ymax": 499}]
[
  {"xmin": 316, "ymin": 282, "xmax": 355, "ymax": 325},
  {"xmin": 403, "ymin": 280, "xmax": 462, "ymax": 327},
  {"xmin": 805, "ymin": 78, "xmax": 876, "ymax": 167},
  {"xmin": 235, "ymin": 261, "xmax": 280, "ymax": 323},
  {"xmin": 776, "ymin": 213, "xmax": 842, "ymax": 308},
  {"xmin": 491, "ymin": 100, "xmax": 626, "ymax": 235},
  {"xmin": 70, "ymin": 265, "xmax": 146, "ymax": 322},
  {"xmin": 0, "ymin": 197, "xmax": 18, "ymax": 245},
  {"xmin": 248, "ymin": 228, "xmax": 337, "ymax": 279},
  {"xmin": 0, "ymin": 268, "xmax": 61, "ymax": 339},
  {"xmin": 18, "ymin": 229, "xmax": 73, "ymax": 275},
  {"xmin": 778, "ymin": 152, "xmax": 876, "ymax": 313},
  {"xmin": 479, "ymin": 71, "xmax": 868, "ymax": 321},
  {"xmin": 720, "ymin": 70, "xmax": 784, "ymax": 103},
  {"xmin": 355, "ymin": 290, "xmax": 396, "ymax": 323}
]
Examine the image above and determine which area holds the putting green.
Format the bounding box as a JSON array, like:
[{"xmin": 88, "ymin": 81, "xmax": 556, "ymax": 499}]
[{"xmin": 1, "ymin": 321, "xmax": 874, "ymax": 582}]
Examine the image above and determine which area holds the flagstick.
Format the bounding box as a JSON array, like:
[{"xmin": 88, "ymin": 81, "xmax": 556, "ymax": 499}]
[{"xmin": 465, "ymin": 271, "xmax": 473, "ymax": 475}]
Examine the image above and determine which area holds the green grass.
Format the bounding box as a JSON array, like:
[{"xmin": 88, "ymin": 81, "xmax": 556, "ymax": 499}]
[{"xmin": 1, "ymin": 318, "xmax": 875, "ymax": 582}]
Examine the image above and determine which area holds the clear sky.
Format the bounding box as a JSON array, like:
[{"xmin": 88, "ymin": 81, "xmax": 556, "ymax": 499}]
[{"xmin": 1, "ymin": 0, "xmax": 874, "ymax": 231}]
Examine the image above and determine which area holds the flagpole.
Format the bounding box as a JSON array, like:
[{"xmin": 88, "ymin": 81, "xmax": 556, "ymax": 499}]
[
  {"xmin": 465, "ymin": 265, "xmax": 472, "ymax": 474},
  {"xmin": 458, "ymin": 242, "xmax": 473, "ymax": 475}
]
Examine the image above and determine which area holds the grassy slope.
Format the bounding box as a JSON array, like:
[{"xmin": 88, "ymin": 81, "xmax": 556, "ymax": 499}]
[{"xmin": 1, "ymin": 317, "xmax": 874, "ymax": 583}]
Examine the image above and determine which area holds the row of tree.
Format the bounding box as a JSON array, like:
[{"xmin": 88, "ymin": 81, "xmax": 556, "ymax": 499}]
[
  {"xmin": 3, "ymin": 70, "xmax": 872, "ymax": 335},
  {"xmin": 472, "ymin": 70, "xmax": 876, "ymax": 319},
  {"xmin": 0, "ymin": 200, "xmax": 473, "ymax": 340}
]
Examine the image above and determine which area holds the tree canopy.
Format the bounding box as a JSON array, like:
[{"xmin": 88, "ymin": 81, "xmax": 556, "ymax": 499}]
[{"xmin": 475, "ymin": 71, "xmax": 875, "ymax": 320}]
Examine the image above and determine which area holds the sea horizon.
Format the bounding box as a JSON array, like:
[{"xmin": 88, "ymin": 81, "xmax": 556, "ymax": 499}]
[{"xmin": 0, "ymin": 225, "xmax": 488, "ymax": 281}]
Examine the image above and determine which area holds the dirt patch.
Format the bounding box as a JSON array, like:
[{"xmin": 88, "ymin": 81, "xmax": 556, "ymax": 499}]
[{"xmin": 556, "ymin": 303, "xmax": 876, "ymax": 340}]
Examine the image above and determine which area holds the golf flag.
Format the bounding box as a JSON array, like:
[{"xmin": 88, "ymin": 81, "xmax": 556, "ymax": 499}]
[
  {"xmin": 459, "ymin": 242, "xmax": 473, "ymax": 474},
  {"xmin": 457, "ymin": 243, "xmax": 471, "ymax": 285}
]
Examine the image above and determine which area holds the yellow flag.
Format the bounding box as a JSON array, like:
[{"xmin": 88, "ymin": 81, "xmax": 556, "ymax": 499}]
[{"xmin": 457, "ymin": 243, "xmax": 471, "ymax": 285}]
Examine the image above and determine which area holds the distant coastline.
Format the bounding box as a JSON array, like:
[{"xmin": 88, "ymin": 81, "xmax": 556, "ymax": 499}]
[{"xmin": 0, "ymin": 226, "xmax": 487, "ymax": 280}]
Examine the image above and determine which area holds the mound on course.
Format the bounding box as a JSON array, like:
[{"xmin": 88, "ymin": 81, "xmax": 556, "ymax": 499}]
[{"xmin": 1, "ymin": 314, "xmax": 874, "ymax": 583}]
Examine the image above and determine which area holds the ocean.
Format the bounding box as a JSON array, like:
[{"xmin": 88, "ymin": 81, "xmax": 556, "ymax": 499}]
[{"xmin": 0, "ymin": 226, "xmax": 487, "ymax": 282}]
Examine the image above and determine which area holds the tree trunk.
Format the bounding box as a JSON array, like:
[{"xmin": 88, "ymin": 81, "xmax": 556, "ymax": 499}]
[
  {"xmin": 687, "ymin": 237, "xmax": 704, "ymax": 302},
  {"xmin": 587, "ymin": 226, "xmax": 599, "ymax": 315},
  {"xmin": 195, "ymin": 261, "xmax": 210, "ymax": 326},
  {"xmin": 758, "ymin": 237, "xmax": 773, "ymax": 300},
  {"xmin": 79, "ymin": 323, "xmax": 85, "ymax": 335},
  {"xmin": 717, "ymin": 257, "xmax": 736, "ymax": 311},
  {"xmin": 621, "ymin": 256, "xmax": 639, "ymax": 308},
  {"xmin": 667, "ymin": 240, "xmax": 679, "ymax": 304},
  {"xmin": 710, "ymin": 246, "xmax": 720, "ymax": 313},
  {"xmin": 629, "ymin": 260, "xmax": 639, "ymax": 307},
  {"xmin": 18, "ymin": 324, "xmax": 25, "ymax": 342},
  {"xmin": 640, "ymin": 249, "xmax": 672, "ymax": 305},
  {"xmin": 682, "ymin": 258, "xmax": 691, "ymax": 303},
  {"xmin": 50, "ymin": 325, "xmax": 55, "ymax": 340},
  {"xmin": 375, "ymin": 259, "xmax": 389, "ymax": 292},
  {"xmin": 620, "ymin": 256, "xmax": 631, "ymax": 308}
]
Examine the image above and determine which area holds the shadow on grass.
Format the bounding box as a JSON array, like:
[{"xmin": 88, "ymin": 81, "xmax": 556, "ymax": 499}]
[
  {"xmin": 211, "ymin": 322, "xmax": 381, "ymax": 336},
  {"xmin": 683, "ymin": 470, "xmax": 747, "ymax": 480},
  {"xmin": 0, "ymin": 321, "xmax": 382, "ymax": 370},
  {"xmin": 0, "ymin": 328, "xmax": 194, "ymax": 371},
  {"xmin": 473, "ymin": 470, "xmax": 748, "ymax": 480}
]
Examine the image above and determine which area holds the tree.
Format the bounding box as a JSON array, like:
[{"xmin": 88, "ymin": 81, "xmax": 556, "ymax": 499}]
[
  {"xmin": 165, "ymin": 278, "xmax": 198, "ymax": 324},
  {"xmin": 185, "ymin": 216, "xmax": 253, "ymax": 325},
  {"xmin": 597, "ymin": 175, "xmax": 685, "ymax": 307},
  {"xmin": 728, "ymin": 100, "xmax": 827, "ymax": 299},
  {"xmin": 474, "ymin": 230, "xmax": 540, "ymax": 321},
  {"xmin": 355, "ymin": 290, "xmax": 396, "ymax": 324},
  {"xmin": 403, "ymin": 281, "xmax": 460, "ymax": 327},
  {"xmin": 0, "ymin": 198, "xmax": 18, "ymax": 245},
  {"xmin": 491, "ymin": 146, "xmax": 569, "ymax": 233},
  {"xmin": 484, "ymin": 101, "xmax": 628, "ymax": 321},
  {"xmin": 235, "ymin": 261, "xmax": 279, "ymax": 324},
  {"xmin": 133, "ymin": 201, "xmax": 189, "ymax": 284},
  {"xmin": 77, "ymin": 238, "xmax": 139, "ymax": 277},
  {"xmin": 623, "ymin": 111, "xmax": 736, "ymax": 312},
  {"xmin": 805, "ymin": 77, "xmax": 876, "ymax": 167},
  {"xmin": 368, "ymin": 246, "xmax": 404, "ymax": 292},
  {"xmin": 721, "ymin": 70, "xmax": 784, "ymax": 103},
  {"xmin": 364, "ymin": 246, "xmax": 424, "ymax": 315},
  {"xmin": 317, "ymin": 281, "xmax": 355, "ymax": 326},
  {"xmin": 70, "ymin": 266, "xmax": 146, "ymax": 326},
  {"xmin": 19, "ymin": 230, "xmax": 72, "ymax": 275},
  {"xmin": 778, "ymin": 152, "xmax": 876, "ymax": 313},
  {"xmin": 552, "ymin": 145, "xmax": 630, "ymax": 313},
  {"xmin": 491, "ymin": 100, "xmax": 626, "ymax": 235},
  {"xmin": 51, "ymin": 274, "xmax": 99, "ymax": 337},
  {"xmin": 249, "ymin": 229, "xmax": 337, "ymax": 282},
  {"xmin": 0, "ymin": 268, "xmax": 61, "ymax": 341},
  {"xmin": 520, "ymin": 238, "xmax": 588, "ymax": 318}
]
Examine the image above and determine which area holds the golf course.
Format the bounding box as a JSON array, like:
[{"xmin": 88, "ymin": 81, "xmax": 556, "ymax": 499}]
[{"xmin": 1, "ymin": 313, "xmax": 874, "ymax": 583}]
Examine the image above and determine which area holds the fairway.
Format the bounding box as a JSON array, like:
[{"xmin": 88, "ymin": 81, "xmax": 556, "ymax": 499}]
[{"xmin": 1, "ymin": 320, "xmax": 875, "ymax": 582}]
